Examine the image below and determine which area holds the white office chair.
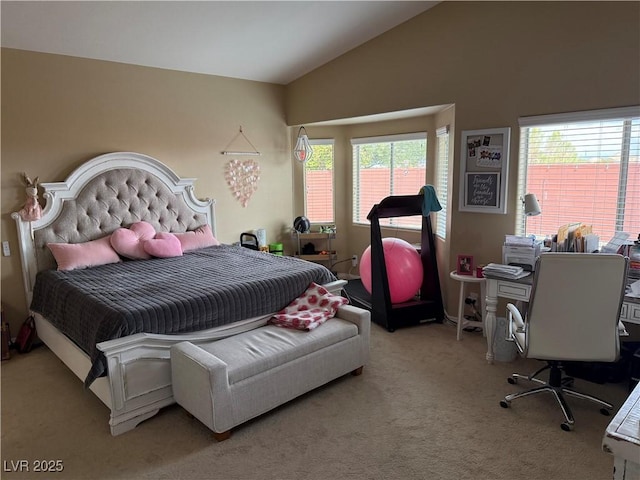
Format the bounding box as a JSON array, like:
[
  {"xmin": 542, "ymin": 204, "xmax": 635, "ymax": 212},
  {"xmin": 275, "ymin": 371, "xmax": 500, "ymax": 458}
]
[{"xmin": 499, "ymin": 252, "xmax": 629, "ymax": 431}]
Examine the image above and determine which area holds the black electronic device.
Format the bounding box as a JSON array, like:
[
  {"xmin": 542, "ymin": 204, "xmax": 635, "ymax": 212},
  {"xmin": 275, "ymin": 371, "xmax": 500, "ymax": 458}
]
[{"xmin": 293, "ymin": 216, "xmax": 310, "ymax": 233}]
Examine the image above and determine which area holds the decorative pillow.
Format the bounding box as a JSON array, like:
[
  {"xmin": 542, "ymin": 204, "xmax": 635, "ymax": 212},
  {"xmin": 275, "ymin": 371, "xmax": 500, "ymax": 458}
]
[
  {"xmin": 48, "ymin": 235, "xmax": 121, "ymax": 271},
  {"xmin": 269, "ymin": 282, "xmax": 348, "ymax": 331},
  {"xmin": 173, "ymin": 224, "xmax": 220, "ymax": 252},
  {"xmin": 110, "ymin": 221, "xmax": 156, "ymax": 260},
  {"xmin": 143, "ymin": 232, "xmax": 183, "ymax": 258}
]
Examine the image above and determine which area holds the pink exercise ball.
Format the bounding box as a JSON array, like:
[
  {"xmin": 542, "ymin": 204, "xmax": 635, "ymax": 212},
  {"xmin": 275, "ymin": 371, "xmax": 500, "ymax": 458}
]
[{"xmin": 359, "ymin": 238, "xmax": 423, "ymax": 304}]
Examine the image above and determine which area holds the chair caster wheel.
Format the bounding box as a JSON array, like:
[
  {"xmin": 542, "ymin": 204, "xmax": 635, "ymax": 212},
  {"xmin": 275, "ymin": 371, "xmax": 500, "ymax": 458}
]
[
  {"xmin": 499, "ymin": 400, "xmax": 510, "ymax": 408},
  {"xmin": 561, "ymin": 422, "xmax": 574, "ymax": 432},
  {"xmin": 507, "ymin": 377, "xmax": 517, "ymax": 385},
  {"xmin": 600, "ymin": 408, "xmax": 611, "ymax": 416}
]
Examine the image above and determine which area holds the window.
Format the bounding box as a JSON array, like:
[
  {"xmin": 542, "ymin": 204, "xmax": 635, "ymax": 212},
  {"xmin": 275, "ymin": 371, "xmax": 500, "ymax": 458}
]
[
  {"xmin": 434, "ymin": 126, "xmax": 450, "ymax": 239},
  {"xmin": 517, "ymin": 106, "xmax": 640, "ymax": 243},
  {"xmin": 351, "ymin": 133, "xmax": 427, "ymax": 229},
  {"xmin": 304, "ymin": 139, "xmax": 334, "ymax": 224}
]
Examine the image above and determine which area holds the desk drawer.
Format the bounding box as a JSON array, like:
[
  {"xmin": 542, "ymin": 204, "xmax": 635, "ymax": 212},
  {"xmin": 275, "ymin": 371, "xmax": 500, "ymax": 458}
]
[
  {"xmin": 622, "ymin": 302, "xmax": 640, "ymax": 325},
  {"xmin": 496, "ymin": 282, "xmax": 531, "ymax": 302}
]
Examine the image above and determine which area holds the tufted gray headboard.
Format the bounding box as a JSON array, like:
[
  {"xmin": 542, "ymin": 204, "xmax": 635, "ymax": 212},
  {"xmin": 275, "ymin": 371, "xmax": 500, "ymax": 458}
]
[{"xmin": 12, "ymin": 152, "xmax": 216, "ymax": 308}]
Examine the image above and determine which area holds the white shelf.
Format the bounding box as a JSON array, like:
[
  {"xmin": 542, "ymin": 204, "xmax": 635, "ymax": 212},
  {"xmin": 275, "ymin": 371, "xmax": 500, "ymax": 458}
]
[
  {"xmin": 293, "ymin": 232, "xmax": 336, "ymax": 264},
  {"xmin": 296, "ymin": 254, "xmax": 337, "ymax": 262},
  {"xmin": 295, "ymin": 232, "xmax": 335, "ymax": 240}
]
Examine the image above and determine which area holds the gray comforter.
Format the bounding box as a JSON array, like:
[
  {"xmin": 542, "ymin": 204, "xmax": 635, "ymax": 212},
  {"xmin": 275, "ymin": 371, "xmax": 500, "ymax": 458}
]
[{"xmin": 30, "ymin": 245, "xmax": 337, "ymax": 386}]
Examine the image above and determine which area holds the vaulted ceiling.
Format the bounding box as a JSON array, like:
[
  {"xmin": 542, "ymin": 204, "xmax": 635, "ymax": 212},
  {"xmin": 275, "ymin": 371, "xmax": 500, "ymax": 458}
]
[{"xmin": 1, "ymin": 1, "xmax": 439, "ymax": 85}]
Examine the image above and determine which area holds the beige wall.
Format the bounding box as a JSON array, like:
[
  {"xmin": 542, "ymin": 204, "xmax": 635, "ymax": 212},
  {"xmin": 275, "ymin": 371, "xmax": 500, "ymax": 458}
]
[
  {"xmin": 1, "ymin": 49, "xmax": 291, "ymax": 330},
  {"xmin": 287, "ymin": 1, "xmax": 640, "ymax": 315},
  {"xmin": 2, "ymin": 2, "xmax": 639, "ymax": 328}
]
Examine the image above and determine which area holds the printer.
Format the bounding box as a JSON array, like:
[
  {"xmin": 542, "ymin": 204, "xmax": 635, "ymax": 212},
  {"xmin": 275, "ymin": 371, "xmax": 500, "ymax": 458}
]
[{"xmin": 502, "ymin": 236, "xmax": 541, "ymax": 271}]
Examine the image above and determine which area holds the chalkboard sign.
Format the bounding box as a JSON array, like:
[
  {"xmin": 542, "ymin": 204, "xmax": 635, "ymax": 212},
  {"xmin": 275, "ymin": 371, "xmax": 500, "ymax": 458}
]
[
  {"xmin": 459, "ymin": 127, "xmax": 510, "ymax": 214},
  {"xmin": 465, "ymin": 173, "xmax": 500, "ymax": 208}
]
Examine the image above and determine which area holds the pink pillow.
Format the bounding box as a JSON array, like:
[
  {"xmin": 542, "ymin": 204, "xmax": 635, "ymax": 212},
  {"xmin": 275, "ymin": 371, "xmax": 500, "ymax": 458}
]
[
  {"xmin": 173, "ymin": 225, "xmax": 219, "ymax": 252},
  {"xmin": 143, "ymin": 232, "xmax": 183, "ymax": 258},
  {"xmin": 48, "ymin": 235, "xmax": 121, "ymax": 271},
  {"xmin": 110, "ymin": 221, "xmax": 156, "ymax": 260},
  {"xmin": 269, "ymin": 282, "xmax": 348, "ymax": 331}
]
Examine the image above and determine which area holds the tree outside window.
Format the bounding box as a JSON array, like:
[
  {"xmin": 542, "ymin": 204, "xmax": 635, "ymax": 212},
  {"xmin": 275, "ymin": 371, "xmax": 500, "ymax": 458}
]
[
  {"xmin": 518, "ymin": 109, "xmax": 639, "ymax": 243},
  {"xmin": 352, "ymin": 133, "xmax": 427, "ymax": 229}
]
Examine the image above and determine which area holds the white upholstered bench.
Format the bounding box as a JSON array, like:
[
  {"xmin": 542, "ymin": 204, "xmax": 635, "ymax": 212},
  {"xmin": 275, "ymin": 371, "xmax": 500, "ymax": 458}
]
[{"xmin": 170, "ymin": 305, "xmax": 370, "ymax": 441}]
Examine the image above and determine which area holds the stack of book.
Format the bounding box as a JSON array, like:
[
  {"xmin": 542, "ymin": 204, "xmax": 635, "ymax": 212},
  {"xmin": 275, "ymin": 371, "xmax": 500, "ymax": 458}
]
[{"xmin": 482, "ymin": 263, "xmax": 531, "ymax": 279}]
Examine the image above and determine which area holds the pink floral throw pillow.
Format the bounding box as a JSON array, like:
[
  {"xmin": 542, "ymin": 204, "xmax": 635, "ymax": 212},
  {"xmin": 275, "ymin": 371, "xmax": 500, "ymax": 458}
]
[
  {"xmin": 110, "ymin": 221, "xmax": 156, "ymax": 260},
  {"xmin": 270, "ymin": 282, "xmax": 348, "ymax": 331}
]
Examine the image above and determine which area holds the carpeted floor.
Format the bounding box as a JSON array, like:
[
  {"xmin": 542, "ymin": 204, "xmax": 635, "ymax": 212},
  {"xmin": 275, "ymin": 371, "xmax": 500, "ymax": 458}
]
[{"xmin": 1, "ymin": 320, "xmax": 630, "ymax": 480}]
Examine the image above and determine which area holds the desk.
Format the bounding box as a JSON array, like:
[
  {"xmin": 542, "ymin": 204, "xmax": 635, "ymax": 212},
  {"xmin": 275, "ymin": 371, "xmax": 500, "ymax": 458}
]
[
  {"xmin": 450, "ymin": 271, "xmax": 486, "ymax": 341},
  {"xmin": 602, "ymin": 381, "xmax": 640, "ymax": 479},
  {"xmin": 483, "ymin": 274, "xmax": 640, "ymax": 364}
]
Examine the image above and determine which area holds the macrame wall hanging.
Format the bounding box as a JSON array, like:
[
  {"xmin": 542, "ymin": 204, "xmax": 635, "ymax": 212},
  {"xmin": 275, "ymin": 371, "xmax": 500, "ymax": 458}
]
[{"xmin": 221, "ymin": 126, "xmax": 261, "ymax": 208}]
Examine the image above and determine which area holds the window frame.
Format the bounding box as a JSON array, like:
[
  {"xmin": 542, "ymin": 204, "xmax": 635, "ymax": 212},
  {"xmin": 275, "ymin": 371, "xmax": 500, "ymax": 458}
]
[
  {"xmin": 303, "ymin": 138, "xmax": 335, "ymax": 225},
  {"xmin": 516, "ymin": 105, "xmax": 640, "ymax": 239},
  {"xmin": 435, "ymin": 125, "xmax": 450, "ymax": 240},
  {"xmin": 351, "ymin": 132, "xmax": 427, "ymax": 230}
]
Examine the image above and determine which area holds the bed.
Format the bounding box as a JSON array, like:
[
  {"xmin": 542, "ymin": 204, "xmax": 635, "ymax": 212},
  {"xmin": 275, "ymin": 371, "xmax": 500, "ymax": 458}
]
[{"xmin": 12, "ymin": 151, "xmax": 345, "ymax": 435}]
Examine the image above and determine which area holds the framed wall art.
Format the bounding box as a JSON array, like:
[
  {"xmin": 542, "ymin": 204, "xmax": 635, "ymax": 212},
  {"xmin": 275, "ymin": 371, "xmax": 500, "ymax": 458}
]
[
  {"xmin": 459, "ymin": 127, "xmax": 510, "ymax": 214},
  {"xmin": 456, "ymin": 254, "xmax": 474, "ymax": 275}
]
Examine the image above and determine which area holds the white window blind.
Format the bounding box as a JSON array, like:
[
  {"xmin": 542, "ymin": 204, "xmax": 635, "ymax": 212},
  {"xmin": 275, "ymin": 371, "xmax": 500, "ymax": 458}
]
[
  {"xmin": 435, "ymin": 126, "xmax": 450, "ymax": 239},
  {"xmin": 304, "ymin": 139, "xmax": 335, "ymax": 224},
  {"xmin": 516, "ymin": 106, "xmax": 640, "ymax": 244},
  {"xmin": 351, "ymin": 132, "xmax": 427, "ymax": 229}
]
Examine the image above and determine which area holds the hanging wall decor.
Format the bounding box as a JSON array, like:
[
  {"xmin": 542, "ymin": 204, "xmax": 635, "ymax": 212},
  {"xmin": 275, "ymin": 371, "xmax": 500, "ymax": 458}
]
[
  {"xmin": 221, "ymin": 126, "xmax": 262, "ymax": 207},
  {"xmin": 459, "ymin": 127, "xmax": 510, "ymax": 214},
  {"xmin": 221, "ymin": 126, "xmax": 261, "ymax": 156},
  {"xmin": 225, "ymin": 158, "xmax": 261, "ymax": 208}
]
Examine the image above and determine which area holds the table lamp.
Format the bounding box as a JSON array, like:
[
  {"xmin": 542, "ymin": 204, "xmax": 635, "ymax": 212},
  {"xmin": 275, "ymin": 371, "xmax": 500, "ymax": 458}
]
[
  {"xmin": 522, "ymin": 193, "xmax": 541, "ymax": 235},
  {"xmin": 523, "ymin": 193, "xmax": 541, "ymax": 217}
]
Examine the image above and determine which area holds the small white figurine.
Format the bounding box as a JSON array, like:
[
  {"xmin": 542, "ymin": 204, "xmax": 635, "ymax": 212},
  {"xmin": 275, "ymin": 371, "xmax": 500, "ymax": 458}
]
[{"xmin": 18, "ymin": 173, "xmax": 42, "ymax": 221}]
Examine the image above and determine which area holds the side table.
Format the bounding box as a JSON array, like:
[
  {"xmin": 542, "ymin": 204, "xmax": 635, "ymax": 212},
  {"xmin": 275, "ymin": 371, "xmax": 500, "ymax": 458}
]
[{"xmin": 450, "ymin": 271, "xmax": 486, "ymax": 341}]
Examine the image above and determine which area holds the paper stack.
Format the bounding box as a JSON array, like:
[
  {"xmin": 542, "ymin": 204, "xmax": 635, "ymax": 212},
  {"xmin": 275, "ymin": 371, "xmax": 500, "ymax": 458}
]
[
  {"xmin": 504, "ymin": 235, "xmax": 536, "ymax": 247},
  {"xmin": 483, "ymin": 263, "xmax": 531, "ymax": 280},
  {"xmin": 555, "ymin": 223, "xmax": 599, "ymax": 252}
]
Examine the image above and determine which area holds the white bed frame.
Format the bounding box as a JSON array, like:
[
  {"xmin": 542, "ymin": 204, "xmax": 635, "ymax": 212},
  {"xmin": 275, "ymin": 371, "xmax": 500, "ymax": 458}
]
[{"xmin": 12, "ymin": 152, "xmax": 345, "ymax": 436}]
